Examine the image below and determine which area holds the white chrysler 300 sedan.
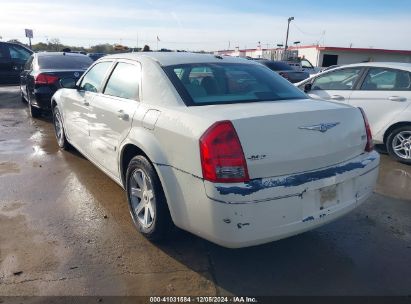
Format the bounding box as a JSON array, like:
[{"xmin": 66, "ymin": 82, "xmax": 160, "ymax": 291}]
[{"xmin": 51, "ymin": 52, "xmax": 380, "ymax": 248}]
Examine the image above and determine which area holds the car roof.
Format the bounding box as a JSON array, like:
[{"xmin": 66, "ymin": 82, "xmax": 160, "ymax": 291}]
[
  {"xmin": 35, "ymin": 52, "xmax": 89, "ymax": 57},
  {"xmin": 0, "ymin": 41, "xmax": 33, "ymax": 53},
  {"xmin": 339, "ymin": 62, "xmax": 411, "ymax": 71},
  {"xmin": 258, "ymin": 59, "xmax": 292, "ymax": 64},
  {"xmin": 103, "ymin": 52, "xmax": 258, "ymax": 66}
]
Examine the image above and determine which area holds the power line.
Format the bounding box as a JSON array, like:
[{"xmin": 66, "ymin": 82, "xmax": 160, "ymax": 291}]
[{"xmin": 292, "ymin": 23, "xmax": 324, "ymax": 37}]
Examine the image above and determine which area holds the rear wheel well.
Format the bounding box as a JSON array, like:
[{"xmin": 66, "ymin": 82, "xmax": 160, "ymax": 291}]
[
  {"xmin": 383, "ymin": 122, "xmax": 411, "ymax": 144},
  {"xmin": 120, "ymin": 144, "xmax": 149, "ymax": 187},
  {"xmin": 120, "ymin": 144, "xmax": 175, "ymax": 228}
]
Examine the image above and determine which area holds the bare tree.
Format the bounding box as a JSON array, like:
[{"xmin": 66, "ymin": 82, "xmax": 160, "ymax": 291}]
[{"xmin": 49, "ymin": 38, "xmax": 61, "ymax": 51}]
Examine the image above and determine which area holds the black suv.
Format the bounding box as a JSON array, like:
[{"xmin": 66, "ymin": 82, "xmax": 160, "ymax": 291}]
[{"xmin": 0, "ymin": 42, "xmax": 33, "ymax": 84}]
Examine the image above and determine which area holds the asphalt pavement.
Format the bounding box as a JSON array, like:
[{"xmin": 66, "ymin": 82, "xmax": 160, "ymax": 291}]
[{"xmin": 0, "ymin": 86, "xmax": 410, "ymax": 297}]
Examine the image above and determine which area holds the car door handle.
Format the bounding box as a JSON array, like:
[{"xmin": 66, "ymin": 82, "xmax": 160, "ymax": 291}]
[
  {"xmin": 388, "ymin": 96, "xmax": 407, "ymax": 102},
  {"xmin": 83, "ymin": 101, "xmax": 90, "ymax": 106},
  {"xmin": 330, "ymin": 95, "xmax": 344, "ymax": 101},
  {"xmin": 117, "ymin": 110, "xmax": 129, "ymax": 120}
]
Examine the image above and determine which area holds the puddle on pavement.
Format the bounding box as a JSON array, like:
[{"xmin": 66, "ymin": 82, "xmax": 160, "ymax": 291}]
[
  {"xmin": 0, "ymin": 162, "xmax": 20, "ymax": 176},
  {"xmin": 29, "ymin": 130, "xmax": 59, "ymax": 156},
  {"xmin": 1, "ymin": 119, "xmax": 23, "ymax": 127},
  {"xmin": 0, "ymin": 139, "xmax": 30, "ymax": 155},
  {"xmin": 376, "ymin": 155, "xmax": 411, "ymax": 201}
]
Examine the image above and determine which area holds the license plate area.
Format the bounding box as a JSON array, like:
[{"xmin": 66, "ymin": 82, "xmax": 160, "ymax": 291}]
[{"xmin": 319, "ymin": 184, "xmax": 339, "ymax": 209}]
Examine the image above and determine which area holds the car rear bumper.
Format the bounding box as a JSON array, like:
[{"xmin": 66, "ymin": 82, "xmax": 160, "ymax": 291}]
[
  {"xmin": 30, "ymin": 86, "xmax": 57, "ymax": 110},
  {"xmin": 156, "ymin": 151, "xmax": 380, "ymax": 248}
]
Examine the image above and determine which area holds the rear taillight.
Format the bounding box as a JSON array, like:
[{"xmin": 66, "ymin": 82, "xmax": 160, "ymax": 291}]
[
  {"xmin": 35, "ymin": 73, "xmax": 59, "ymax": 85},
  {"xmin": 359, "ymin": 107, "xmax": 373, "ymax": 152},
  {"xmin": 200, "ymin": 121, "xmax": 249, "ymax": 183}
]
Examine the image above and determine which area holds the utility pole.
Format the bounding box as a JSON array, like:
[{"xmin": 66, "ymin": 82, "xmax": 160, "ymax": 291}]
[{"xmin": 284, "ymin": 17, "xmax": 294, "ymax": 59}]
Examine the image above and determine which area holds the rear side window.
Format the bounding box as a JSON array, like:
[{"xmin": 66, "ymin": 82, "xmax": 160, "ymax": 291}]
[
  {"xmin": 312, "ymin": 68, "xmax": 362, "ymax": 90},
  {"xmin": 361, "ymin": 68, "xmax": 411, "ymax": 91},
  {"xmin": 0, "ymin": 45, "xmax": 8, "ymax": 58},
  {"xmin": 104, "ymin": 62, "xmax": 141, "ymax": 100},
  {"xmin": 9, "ymin": 45, "xmax": 31, "ymax": 61},
  {"xmin": 38, "ymin": 55, "xmax": 93, "ymax": 69},
  {"xmin": 79, "ymin": 61, "xmax": 112, "ymax": 93},
  {"xmin": 164, "ymin": 63, "xmax": 307, "ymax": 106}
]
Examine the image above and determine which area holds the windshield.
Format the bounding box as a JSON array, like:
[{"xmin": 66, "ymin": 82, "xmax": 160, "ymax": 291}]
[
  {"xmin": 164, "ymin": 63, "xmax": 307, "ymax": 106},
  {"xmin": 38, "ymin": 55, "xmax": 93, "ymax": 70}
]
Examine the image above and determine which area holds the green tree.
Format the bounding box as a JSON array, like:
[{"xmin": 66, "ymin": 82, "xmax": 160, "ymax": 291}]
[{"xmin": 89, "ymin": 43, "xmax": 114, "ymax": 53}]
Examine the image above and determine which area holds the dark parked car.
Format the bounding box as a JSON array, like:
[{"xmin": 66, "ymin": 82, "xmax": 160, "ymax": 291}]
[
  {"xmin": 70, "ymin": 51, "xmax": 87, "ymax": 55},
  {"xmin": 20, "ymin": 52, "xmax": 93, "ymax": 117},
  {"xmin": 0, "ymin": 42, "xmax": 33, "ymax": 84},
  {"xmin": 87, "ymin": 53, "xmax": 106, "ymax": 61},
  {"xmin": 257, "ymin": 59, "xmax": 309, "ymax": 83}
]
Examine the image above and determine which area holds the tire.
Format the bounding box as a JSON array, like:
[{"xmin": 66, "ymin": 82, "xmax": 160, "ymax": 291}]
[
  {"xmin": 52, "ymin": 106, "xmax": 71, "ymax": 150},
  {"xmin": 20, "ymin": 90, "xmax": 26, "ymax": 103},
  {"xmin": 386, "ymin": 126, "xmax": 411, "ymax": 165},
  {"xmin": 27, "ymin": 93, "xmax": 41, "ymax": 118},
  {"xmin": 126, "ymin": 155, "xmax": 172, "ymax": 241}
]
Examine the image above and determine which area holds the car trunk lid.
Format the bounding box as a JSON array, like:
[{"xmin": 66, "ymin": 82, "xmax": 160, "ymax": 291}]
[
  {"xmin": 192, "ymin": 99, "xmax": 367, "ymax": 179},
  {"xmin": 36, "ymin": 69, "xmax": 86, "ymax": 89}
]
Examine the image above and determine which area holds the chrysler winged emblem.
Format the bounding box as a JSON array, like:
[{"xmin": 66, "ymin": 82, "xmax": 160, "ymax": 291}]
[{"xmin": 298, "ymin": 122, "xmax": 340, "ymax": 133}]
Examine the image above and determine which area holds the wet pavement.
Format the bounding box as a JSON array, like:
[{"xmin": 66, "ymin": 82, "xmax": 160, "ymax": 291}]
[{"xmin": 0, "ymin": 86, "xmax": 410, "ymax": 296}]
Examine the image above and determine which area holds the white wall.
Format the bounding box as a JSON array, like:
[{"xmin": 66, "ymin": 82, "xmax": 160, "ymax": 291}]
[
  {"xmin": 296, "ymin": 48, "xmax": 320, "ymax": 66},
  {"xmin": 318, "ymin": 51, "xmax": 411, "ymax": 66},
  {"xmin": 216, "ymin": 48, "xmax": 411, "ymax": 66}
]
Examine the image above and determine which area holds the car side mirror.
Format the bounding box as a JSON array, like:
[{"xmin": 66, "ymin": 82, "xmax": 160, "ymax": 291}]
[
  {"xmin": 60, "ymin": 78, "xmax": 78, "ymax": 89},
  {"xmin": 304, "ymin": 83, "xmax": 312, "ymax": 93}
]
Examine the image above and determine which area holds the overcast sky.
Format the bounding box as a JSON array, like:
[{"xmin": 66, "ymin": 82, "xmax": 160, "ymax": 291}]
[{"xmin": 1, "ymin": 0, "xmax": 411, "ymax": 51}]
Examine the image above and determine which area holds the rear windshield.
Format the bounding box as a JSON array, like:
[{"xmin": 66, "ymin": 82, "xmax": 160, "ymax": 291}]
[
  {"xmin": 38, "ymin": 55, "xmax": 93, "ymax": 69},
  {"xmin": 261, "ymin": 61, "xmax": 293, "ymax": 71},
  {"xmin": 164, "ymin": 63, "xmax": 307, "ymax": 106}
]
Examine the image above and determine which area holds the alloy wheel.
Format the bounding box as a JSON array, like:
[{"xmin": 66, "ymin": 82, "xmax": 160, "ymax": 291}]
[
  {"xmin": 54, "ymin": 110, "xmax": 64, "ymax": 147},
  {"xmin": 392, "ymin": 131, "xmax": 411, "ymax": 160},
  {"xmin": 129, "ymin": 169, "xmax": 155, "ymax": 229}
]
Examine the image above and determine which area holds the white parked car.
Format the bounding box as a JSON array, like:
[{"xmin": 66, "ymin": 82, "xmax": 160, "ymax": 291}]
[
  {"xmin": 51, "ymin": 53, "xmax": 379, "ymax": 248},
  {"xmin": 286, "ymin": 58, "xmax": 321, "ymax": 75},
  {"xmin": 297, "ymin": 62, "xmax": 411, "ymax": 164}
]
